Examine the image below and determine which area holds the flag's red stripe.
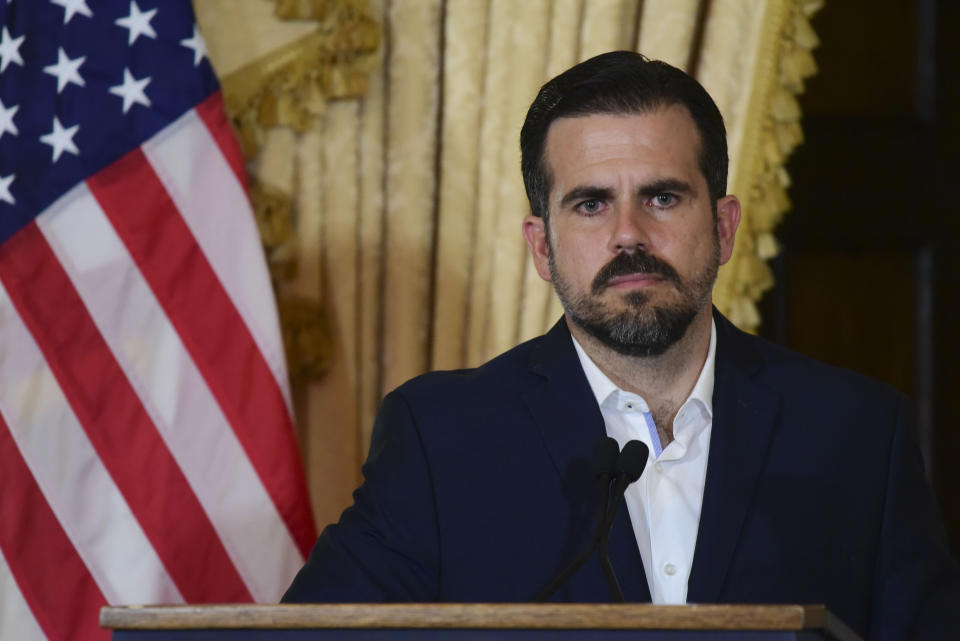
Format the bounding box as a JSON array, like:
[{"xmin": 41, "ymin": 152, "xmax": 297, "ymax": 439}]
[
  {"xmin": 0, "ymin": 412, "xmax": 109, "ymax": 641},
  {"xmin": 0, "ymin": 223, "xmax": 253, "ymax": 602},
  {"xmin": 88, "ymin": 148, "xmax": 317, "ymax": 557},
  {"xmin": 195, "ymin": 91, "xmax": 247, "ymax": 190}
]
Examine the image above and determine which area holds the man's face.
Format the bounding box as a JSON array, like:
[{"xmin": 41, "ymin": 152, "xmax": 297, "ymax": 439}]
[{"xmin": 522, "ymin": 106, "xmax": 740, "ymax": 356}]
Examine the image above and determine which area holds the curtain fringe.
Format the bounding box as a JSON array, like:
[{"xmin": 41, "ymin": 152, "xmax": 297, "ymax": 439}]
[{"xmin": 716, "ymin": 0, "xmax": 823, "ymax": 332}]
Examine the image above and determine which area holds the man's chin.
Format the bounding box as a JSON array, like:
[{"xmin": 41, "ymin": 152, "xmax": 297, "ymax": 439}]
[
  {"xmin": 582, "ymin": 324, "xmax": 677, "ymax": 358},
  {"xmin": 568, "ymin": 301, "xmax": 702, "ymax": 358}
]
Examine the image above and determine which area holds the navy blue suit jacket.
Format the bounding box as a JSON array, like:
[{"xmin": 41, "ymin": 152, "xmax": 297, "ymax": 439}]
[{"xmin": 284, "ymin": 312, "xmax": 959, "ymax": 640}]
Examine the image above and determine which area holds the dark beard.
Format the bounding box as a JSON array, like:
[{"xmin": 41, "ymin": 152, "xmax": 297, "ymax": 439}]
[{"xmin": 549, "ymin": 243, "xmax": 719, "ymax": 357}]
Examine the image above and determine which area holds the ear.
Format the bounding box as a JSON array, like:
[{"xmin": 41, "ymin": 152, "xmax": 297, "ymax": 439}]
[
  {"xmin": 716, "ymin": 195, "xmax": 742, "ymax": 265},
  {"xmin": 522, "ymin": 215, "xmax": 552, "ymax": 282}
]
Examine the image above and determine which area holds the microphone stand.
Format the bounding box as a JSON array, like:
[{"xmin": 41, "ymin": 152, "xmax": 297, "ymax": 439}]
[
  {"xmin": 533, "ymin": 477, "xmax": 616, "ymax": 602},
  {"xmin": 534, "ymin": 439, "xmax": 648, "ymax": 602},
  {"xmin": 598, "ymin": 476, "xmax": 629, "ymax": 601}
]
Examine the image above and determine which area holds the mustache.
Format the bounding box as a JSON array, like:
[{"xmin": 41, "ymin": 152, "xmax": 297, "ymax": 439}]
[{"xmin": 591, "ymin": 250, "xmax": 682, "ymax": 294}]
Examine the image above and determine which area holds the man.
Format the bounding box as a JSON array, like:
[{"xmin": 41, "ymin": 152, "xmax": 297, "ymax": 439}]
[{"xmin": 284, "ymin": 51, "xmax": 959, "ymax": 640}]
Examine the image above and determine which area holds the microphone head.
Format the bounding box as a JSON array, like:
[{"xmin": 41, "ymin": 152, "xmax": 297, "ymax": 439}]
[
  {"xmin": 616, "ymin": 440, "xmax": 649, "ymax": 483},
  {"xmin": 592, "ymin": 437, "xmax": 620, "ymax": 478}
]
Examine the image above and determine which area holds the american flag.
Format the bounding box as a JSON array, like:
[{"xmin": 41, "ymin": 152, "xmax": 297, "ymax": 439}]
[{"xmin": 0, "ymin": 1, "xmax": 317, "ymax": 639}]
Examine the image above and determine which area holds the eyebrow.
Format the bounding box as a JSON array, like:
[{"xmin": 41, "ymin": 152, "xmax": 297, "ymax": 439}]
[
  {"xmin": 558, "ymin": 178, "xmax": 697, "ymax": 209},
  {"xmin": 638, "ymin": 178, "xmax": 697, "ymax": 199},
  {"xmin": 558, "ymin": 186, "xmax": 616, "ymax": 209}
]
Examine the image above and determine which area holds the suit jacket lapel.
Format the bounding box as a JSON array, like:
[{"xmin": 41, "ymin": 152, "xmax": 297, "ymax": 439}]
[
  {"xmin": 687, "ymin": 311, "xmax": 780, "ymax": 602},
  {"xmin": 522, "ymin": 319, "xmax": 604, "ymax": 490},
  {"xmin": 522, "ymin": 318, "xmax": 651, "ymax": 602}
]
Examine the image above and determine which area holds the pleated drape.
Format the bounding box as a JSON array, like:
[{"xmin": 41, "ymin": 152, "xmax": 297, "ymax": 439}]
[{"xmin": 200, "ymin": 0, "xmax": 822, "ymax": 526}]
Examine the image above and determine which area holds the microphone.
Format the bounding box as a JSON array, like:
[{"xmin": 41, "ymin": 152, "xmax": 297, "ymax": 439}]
[
  {"xmin": 534, "ymin": 438, "xmax": 648, "ymax": 602},
  {"xmin": 605, "ymin": 440, "xmax": 648, "ymax": 524},
  {"xmin": 593, "ymin": 437, "xmax": 621, "ymax": 585},
  {"xmin": 598, "ymin": 440, "xmax": 648, "ymax": 601},
  {"xmin": 594, "ymin": 437, "xmax": 621, "ymax": 522}
]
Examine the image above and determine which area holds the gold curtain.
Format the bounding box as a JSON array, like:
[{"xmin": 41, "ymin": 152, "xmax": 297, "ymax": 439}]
[{"xmin": 196, "ymin": 0, "xmax": 822, "ymax": 528}]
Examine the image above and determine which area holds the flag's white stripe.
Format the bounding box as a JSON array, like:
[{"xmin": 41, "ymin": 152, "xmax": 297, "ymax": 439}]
[
  {"xmin": 142, "ymin": 109, "xmax": 293, "ymax": 413},
  {"xmin": 0, "ymin": 277, "xmax": 181, "ymax": 606},
  {"xmin": 38, "ymin": 184, "xmax": 303, "ymax": 602},
  {"xmin": 0, "ymin": 547, "xmax": 47, "ymax": 641}
]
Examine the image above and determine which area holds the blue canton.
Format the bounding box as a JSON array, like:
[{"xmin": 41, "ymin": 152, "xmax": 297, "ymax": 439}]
[{"xmin": 0, "ymin": 0, "xmax": 219, "ymax": 244}]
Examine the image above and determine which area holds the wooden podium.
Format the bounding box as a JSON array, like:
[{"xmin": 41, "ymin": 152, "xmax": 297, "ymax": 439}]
[{"xmin": 100, "ymin": 603, "xmax": 864, "ymax": 640}]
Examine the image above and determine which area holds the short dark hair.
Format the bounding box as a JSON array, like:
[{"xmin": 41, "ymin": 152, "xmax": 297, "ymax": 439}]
[{"xmin": 519, "ymin": 51, "xmax": 728, "ymax": 219}]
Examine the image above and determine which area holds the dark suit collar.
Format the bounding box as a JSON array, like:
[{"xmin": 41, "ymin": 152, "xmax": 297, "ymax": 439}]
[
  {"xmin": 524, "ymin": 318, "xmax": 652, "ymax": 602},
  {"xmin": 524, "ymin": 318, "xmax": 606, "ymax": 489},
  {"xmin": 711, "ymin": 308, "xmax": 766, "ymax": 377},
  {"xmin": 687, "ymin": 309, "xmax": 781, "ymax": 602}
]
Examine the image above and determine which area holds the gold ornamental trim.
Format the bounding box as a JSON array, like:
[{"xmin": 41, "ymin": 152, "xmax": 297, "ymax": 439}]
[
  {"xmin": 716, "ymin": 0, "xmax": 824, "ymax": 331},
  {"xmin": 221, "ymin": 0, "xmax": 379, "ymax": 157}
]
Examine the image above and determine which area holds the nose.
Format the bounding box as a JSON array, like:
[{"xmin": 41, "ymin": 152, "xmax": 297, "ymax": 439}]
[{"xmin": 609, "ymin": 205, "xmax": 648, "ymax": 253}]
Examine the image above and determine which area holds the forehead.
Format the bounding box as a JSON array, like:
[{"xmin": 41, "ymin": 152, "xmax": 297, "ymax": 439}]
[{"xmin": 542, "ymin": 106, "xmax": 704, "ymax": 190}]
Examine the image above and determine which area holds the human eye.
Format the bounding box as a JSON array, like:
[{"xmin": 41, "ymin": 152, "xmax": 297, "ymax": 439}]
[
  {"xmin": 648, "ymin": 193, "xmax": 677, "ymax": 208},
  {"xmin": 575, "ymin": 199, "xmax": 606, "ymax": 215}
]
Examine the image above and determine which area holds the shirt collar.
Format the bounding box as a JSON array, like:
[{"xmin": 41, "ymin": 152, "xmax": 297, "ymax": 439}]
[{"xmin": 571, "ymin": 319, "xmax": 717, "ymax": 418}]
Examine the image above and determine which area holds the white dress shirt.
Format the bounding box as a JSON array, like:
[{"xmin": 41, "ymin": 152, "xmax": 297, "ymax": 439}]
[{"xmin": 571, "ymin": 321, "xmax": 716, "ymax": 604}]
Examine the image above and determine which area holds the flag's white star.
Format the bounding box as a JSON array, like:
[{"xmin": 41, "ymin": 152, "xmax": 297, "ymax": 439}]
[
  {"xmin": 180, "ymin": 24, "xmax": 207, "ymax": 67},
  {"xmin": 115, "ymin": 1, "xmax": 157, "ymax": 45},
  {"xmin": 44, "ymin": 48, "xmax": 86, "ymax": 94},
  {"xmin": 50, "ymin": 0, "xmax": 93, "ymax": 25},
  {"xmin": 0, "ymin": 26, "xmax": 24, "ymax": 73},
  {"xmin": 109, "ymin": 68, "xmax": 151, "ymax": 113},
  {"xmin": 40, "ymin": 116, "xmax": 80, "ymax": 162},
  {"xmin": 0, "ymin": 174, "xmax": 14, "ymax": 205},
  {"xmin": 0, "ymin": 99, "xmax": 18, "ymax": 140}
]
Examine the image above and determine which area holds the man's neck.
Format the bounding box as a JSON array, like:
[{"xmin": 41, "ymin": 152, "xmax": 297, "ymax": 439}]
[{"xmin": 567, "ymin": 307, "xmax": 713, "ymax": 443}]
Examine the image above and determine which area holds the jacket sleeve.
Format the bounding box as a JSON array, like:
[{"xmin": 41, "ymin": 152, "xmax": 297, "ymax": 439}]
[
  {"xmin": 282, "ymin": 389, "xmax": 442, "ymax": 602},
  {"xmin": 871, "ymin": 394, "xmax": 960, "ymax": 640}
]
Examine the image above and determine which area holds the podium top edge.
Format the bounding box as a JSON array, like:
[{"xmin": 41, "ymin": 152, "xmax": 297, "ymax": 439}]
[{"xmin": 100, "ymin": 603, "xmax": 838, "ymax": 632}]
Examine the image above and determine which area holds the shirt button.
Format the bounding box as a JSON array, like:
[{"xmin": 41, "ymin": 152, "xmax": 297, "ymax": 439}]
[{"xmin": 664, "ymin": 563, "xmax": 677, "ymax": 576}]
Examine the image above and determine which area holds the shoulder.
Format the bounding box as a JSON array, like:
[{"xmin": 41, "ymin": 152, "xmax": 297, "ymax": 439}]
[
  {"xmin": 715, "ymin": 311, "xmax": 908, "ymax": 413},
  {"xmin": 368, "ymin": 328, "xmax": 572, "ymax": 456},
  {"xmin": 381, "ymin": 318, "xmax": 583, "ymax": 428}
]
